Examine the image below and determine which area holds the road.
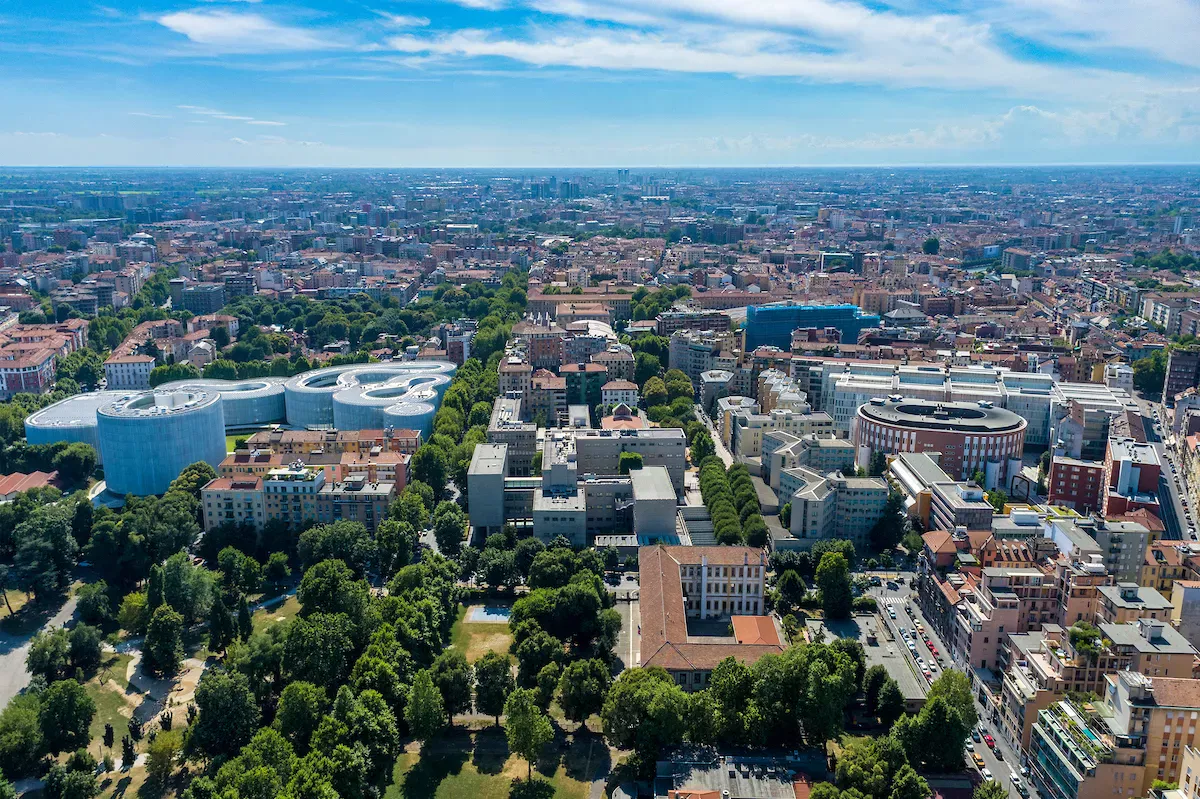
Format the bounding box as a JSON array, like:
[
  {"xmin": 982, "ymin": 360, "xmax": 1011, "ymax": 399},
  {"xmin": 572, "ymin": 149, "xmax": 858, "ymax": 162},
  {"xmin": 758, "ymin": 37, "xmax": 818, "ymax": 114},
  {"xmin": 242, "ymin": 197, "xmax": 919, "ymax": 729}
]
[
  {"xmin": 868, "ymin": 574, "xmax": 1035, "ymax": 799},
  {"xmin": 0, "ymin": 593, "xmax": 79, "ymax": 710},
  {"xmin": 613, "ymin": 597, "xmax": 640, "ymax": 671},
  {"xmin": 695, "ymin": 405, "xmax": 733, "ymax": 468},
  {"xmin": 1139, "ymin": 399, "xmax": 1195, "ymax": 541}
]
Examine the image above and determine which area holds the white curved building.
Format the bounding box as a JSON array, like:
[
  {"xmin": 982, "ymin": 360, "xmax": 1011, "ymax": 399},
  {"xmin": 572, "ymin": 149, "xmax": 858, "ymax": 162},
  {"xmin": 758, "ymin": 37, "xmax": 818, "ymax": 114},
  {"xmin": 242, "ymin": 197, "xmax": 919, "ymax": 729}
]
[
  {"xmin": 284, "ymin": 361, "xmax": 455, "ymax": 430},
  {"xmin": 26, "ymin": 360, "xmax": 458, "ymax": 495},
  {"xmin": 25, "ymin": 391, "xmax": 128, "ymax": 462},
  {"xmin": 155, "ymin": 377, "xmax": 287, "ymax": 429}
]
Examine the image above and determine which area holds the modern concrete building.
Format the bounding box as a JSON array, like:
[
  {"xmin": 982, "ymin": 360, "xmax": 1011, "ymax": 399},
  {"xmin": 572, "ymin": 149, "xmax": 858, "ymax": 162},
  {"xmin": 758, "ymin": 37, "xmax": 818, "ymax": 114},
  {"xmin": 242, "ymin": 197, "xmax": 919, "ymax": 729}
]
[
  {"xmin": 467, "ymin": 443, "xmax": 508, "ymax": 537},
  {"xmin": 853, "ymin": 397, "xmax": 1027, "ymax": 488},
  {"xmin": 97, "ymin": 388, "xmax": 227, "ymax": 495},
  {"xmin": 487, "ymin": 395, "xmax": 537, "ymax": 476},
  {"xmin": 630, "ymin": 466, "xmax": 677, "ymax": 541},
  {"xmin": 571, "ymin": 427, "xmax": 688, "ymax": 495},
  {"xmin": 888, "ymin": 451, "xmax": 953, "ymax": 528},
  {"xmin": 728, "ymin": 408, "xmax": 833, "ymax": 461}
]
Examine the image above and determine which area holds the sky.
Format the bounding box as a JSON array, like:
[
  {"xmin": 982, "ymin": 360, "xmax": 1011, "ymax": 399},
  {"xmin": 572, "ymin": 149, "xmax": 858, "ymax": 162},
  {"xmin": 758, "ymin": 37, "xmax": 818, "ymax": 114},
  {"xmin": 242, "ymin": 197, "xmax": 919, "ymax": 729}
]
[{"xmin": 4, "ymin": 0, "xmax": 1200, "ymax": 167}]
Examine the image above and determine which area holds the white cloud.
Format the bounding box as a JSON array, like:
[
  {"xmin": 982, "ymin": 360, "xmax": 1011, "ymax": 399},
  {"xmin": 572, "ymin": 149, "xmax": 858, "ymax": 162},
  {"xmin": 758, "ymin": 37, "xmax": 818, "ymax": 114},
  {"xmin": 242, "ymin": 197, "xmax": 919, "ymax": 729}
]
[
  {"xmin": 377, "ymin": 12, "xmax": 431, "ymax": 27},
  {"xmin": 442, "ymin": 0, "xmax": 508, "ymax": 8},
  {"xmin": 156, "ymin": 10, "xmax": 334, "ymax": 53},
  {"xmin": 129, "ymin": 111, "xmax": 172, "ymax": 119},
  {"xmin": 387, "ymin": 26, "xmax": 1125, "ymax": 94}
]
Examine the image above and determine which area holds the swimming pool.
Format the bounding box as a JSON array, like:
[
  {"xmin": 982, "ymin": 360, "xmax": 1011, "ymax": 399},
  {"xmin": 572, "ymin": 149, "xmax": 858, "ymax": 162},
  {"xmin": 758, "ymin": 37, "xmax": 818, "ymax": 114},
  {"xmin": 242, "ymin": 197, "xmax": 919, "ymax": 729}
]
[{"xmin": 468, "ymin": 606, "xmax": 512, "ymax": 623}]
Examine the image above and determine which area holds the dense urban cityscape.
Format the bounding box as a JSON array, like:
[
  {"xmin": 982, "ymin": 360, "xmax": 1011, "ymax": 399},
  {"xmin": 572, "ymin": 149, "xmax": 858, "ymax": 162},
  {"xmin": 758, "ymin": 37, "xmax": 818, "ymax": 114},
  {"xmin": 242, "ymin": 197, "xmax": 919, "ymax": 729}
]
[{"xmin": 5, "ymin": 165, "xmax": 1200, "ymax": 799}]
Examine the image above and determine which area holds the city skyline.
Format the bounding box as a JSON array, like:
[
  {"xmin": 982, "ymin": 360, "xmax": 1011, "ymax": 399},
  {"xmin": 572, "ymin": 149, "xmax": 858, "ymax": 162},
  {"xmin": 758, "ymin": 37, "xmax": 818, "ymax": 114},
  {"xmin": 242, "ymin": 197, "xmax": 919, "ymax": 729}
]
[{"xmin": 7, "ymin": 0, "xmax": 1200, "ymax": 167}]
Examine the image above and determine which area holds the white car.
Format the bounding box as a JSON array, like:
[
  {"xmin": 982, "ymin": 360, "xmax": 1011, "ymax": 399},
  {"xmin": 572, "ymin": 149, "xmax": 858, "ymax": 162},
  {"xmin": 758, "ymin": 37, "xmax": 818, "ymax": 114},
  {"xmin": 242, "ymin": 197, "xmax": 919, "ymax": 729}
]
[
  {"xmin": 981, "ymin": 769, "xmax": 995, "ymax": 782},
  {"xmin": 917, "ymin": 657, "xmax": 926, "ymax": 668}
]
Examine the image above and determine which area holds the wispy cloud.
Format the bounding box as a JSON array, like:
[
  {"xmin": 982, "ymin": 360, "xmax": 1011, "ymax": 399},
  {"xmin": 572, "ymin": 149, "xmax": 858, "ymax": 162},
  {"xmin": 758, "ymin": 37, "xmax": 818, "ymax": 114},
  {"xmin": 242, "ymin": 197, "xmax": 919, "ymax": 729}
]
[
  {"xmin": 129, "ymin": 111, "xmax": 172, "ymax": 119},
  {"xmin": 156, "ymin": 9, "xmax": 340, "ymax": 53},
  {"xmin": 179, "ymin": 105, "xmax": 286, "ymax": 126}
]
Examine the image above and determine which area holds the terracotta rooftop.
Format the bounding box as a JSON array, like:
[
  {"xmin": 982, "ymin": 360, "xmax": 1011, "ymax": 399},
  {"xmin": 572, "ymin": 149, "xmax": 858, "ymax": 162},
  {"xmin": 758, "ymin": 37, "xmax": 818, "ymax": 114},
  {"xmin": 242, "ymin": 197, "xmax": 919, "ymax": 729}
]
[{"xmin": 639, "ymin": 545, "xmax": 781, "ymax": 673}]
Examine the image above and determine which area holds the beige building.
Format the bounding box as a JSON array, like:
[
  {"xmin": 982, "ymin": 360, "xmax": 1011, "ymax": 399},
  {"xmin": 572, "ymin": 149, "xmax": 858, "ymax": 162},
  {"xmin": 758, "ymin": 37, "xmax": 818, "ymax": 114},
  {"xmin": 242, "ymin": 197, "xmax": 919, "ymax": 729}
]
[{"xmin": 201, "ymin": 476, "xmax": 265, "ymax": 531}]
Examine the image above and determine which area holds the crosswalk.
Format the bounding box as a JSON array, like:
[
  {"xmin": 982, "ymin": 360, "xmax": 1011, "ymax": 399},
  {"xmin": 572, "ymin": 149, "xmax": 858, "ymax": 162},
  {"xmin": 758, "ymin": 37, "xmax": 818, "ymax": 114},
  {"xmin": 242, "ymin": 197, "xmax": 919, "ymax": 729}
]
[{"xmin": 879, "ymin": 596, "xmax": 909, "ymax": 607}]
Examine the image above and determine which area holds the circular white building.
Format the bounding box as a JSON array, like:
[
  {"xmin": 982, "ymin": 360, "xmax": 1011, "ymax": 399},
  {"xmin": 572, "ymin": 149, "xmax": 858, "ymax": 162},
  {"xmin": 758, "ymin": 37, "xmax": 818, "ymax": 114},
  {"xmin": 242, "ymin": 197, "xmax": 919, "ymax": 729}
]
[
  {"xmin": 97, "ymin": 389, "xmax": 228, "ymax": 496},
  {"xmin": 284, "ymin": 361, "xmax": 455, "ymax": 430},
  {"xmin": 155, "ymin": 377, "xmax": 287, "ymax": 429}
]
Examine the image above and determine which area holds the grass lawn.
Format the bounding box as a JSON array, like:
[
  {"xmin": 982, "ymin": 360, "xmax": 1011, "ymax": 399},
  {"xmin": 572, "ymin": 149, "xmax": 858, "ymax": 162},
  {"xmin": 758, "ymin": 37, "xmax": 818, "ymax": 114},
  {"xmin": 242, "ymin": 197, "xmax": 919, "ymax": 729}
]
[
  {"xmin": 449, "ymin": 606, "xmax": 513, "ymax": 663},
  {"xmin": 385, "ymin": 727, "xmax": 592, "ymax": 799},
  {"xmin": 253, "ymin": 595, "xmax": 301, "ymax": 633},
  {"xmin": 85, "ymin": 653, "xmax": 136, "ymax": 761}
]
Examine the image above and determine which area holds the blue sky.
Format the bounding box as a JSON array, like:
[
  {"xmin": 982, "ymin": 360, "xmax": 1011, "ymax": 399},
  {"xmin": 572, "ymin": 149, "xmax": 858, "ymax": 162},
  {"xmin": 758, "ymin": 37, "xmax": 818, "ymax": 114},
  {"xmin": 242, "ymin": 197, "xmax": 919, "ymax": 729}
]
[{"xmin": 4, "ymin": 0, "xmax": 1200, "ymax": 166}]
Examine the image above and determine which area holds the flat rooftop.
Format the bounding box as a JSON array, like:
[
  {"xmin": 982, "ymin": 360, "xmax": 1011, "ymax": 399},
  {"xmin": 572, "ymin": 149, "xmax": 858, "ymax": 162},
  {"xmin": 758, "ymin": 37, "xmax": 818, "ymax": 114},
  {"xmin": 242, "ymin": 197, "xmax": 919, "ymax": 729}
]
[
  {"xmin": 858, "ymin": 398, "xmax": 1026, "ymax": 433},
  {"xmin": 630, "ymin": 466, "xmax": 676, "ymax": 502},
  {"xmin": 468, "ymin": 443, "xmax": 509, "ymax": 476}
]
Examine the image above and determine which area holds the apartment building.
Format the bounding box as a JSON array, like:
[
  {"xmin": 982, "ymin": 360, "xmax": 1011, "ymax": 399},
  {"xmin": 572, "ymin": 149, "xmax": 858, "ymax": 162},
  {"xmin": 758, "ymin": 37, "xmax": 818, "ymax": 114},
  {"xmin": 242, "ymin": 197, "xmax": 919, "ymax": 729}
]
[
  {"xmin": 953, "ymin": 570, "xmax": 1021, "ymax": 671},
  {"xmin": 219, "ymin": 450, "xmax": 288, "ymax": 478},
  {"xmin": 201, "ymin": 476, "xmax": 265, "ymax": 531},
  {"xmin": 1004, "ymin": 623, "xmax": 1131, "ymax": 750},
  {"xmin": 669, "ymin": 328, "xmax": 736, "ymax": 387},
  {"xmin": 1047, "ymin": 455, "xmax": 1105, "ymax": 513},
  {"xmin": 315, "ymin": 475, "xmax": 395, "ymax": 533},
  {"xmin": 1096, "ymin": 583, "xmax": 1174, "ymax": 625},
  {"xmin": 263, "ymin": 463, "xmax": 325, "ymax": 529},
  {"xmin": 1142, "ymin": 543, "xmax": 1198, "ymax": 594},
  {"xmin": 1028, "ymin": 696, "xmax": 1146, "ymax": 799},
  {"xmin": 600, "ymin": 380, "xmax": 638, "ymax": 408},
  {"xmin": 1103, "ymin": 438, "xmax": 1163, "ymax": 519},
  {"xmin": 1106, "ymin": 669, "xmax": 1200, "ymax": 792},
  {"xmin": 103, "ymin": 354, "xmax": 154, "ymax": 390}
]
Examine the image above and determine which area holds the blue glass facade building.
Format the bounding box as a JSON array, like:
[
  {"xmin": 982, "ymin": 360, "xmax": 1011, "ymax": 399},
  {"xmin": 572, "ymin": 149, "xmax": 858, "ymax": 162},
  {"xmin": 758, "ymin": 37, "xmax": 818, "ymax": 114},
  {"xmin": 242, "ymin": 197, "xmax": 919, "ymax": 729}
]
[{"xmin": 744, "ymin": 303, "xmax": 881, "ymax": 350}]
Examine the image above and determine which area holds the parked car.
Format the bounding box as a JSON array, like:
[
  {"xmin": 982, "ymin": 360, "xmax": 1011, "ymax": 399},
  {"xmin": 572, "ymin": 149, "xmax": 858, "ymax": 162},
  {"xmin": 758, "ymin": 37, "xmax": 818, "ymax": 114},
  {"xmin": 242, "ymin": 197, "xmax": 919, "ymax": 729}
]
[
  {"xmin": 984, "ymin": 734, "xmax": 996, "ymax": 748},
  {"xmin": 972, "ymin": 753, "xmax": 986, "ymax": 769},
  {"xmin": 981, "ymin": 768, "xmax": 994, "ymax": 782},
  {"xmin": 972, "ymin": 730, "xmax": 982, "ymax": 742}
]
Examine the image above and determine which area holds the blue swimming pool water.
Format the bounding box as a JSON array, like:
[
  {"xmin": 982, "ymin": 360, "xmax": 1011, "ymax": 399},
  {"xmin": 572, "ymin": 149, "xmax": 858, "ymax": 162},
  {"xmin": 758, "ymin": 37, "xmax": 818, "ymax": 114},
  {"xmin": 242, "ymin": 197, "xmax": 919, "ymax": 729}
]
[{"xmin": 468, "ymin": 606, "xmax": 512, "ymax": 623}]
